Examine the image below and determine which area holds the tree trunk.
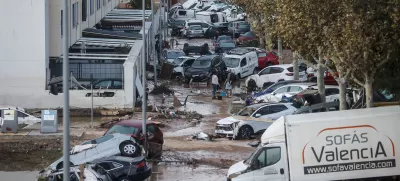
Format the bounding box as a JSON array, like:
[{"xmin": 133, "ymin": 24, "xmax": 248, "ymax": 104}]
[
  {"xmin": 317, "ymin": 62, "xmax": 326, "ymax": 103},
  {"xmin": 259, "ymin": 37, "xmax": 265, "ymax": 49},
  {"xmin": 278, "ymin": 38, "xmax": 283, "ymax": 64},
  {"xmin": 293, "ymin": 52, "xmax": 299, "ymax": 80},
  {"xmin": 364, "ymin": 78, "xmax": 374, "ymax": 108},
  {"xmin": 338, "ymin": 78, "xmax": 347, "ymax": 110}
]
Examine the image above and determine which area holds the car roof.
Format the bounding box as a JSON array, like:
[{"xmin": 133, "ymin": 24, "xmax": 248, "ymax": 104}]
[
  {"xmin": 268, "ymin": 64, "xmax": 293, "ymax": 68},
  {"xmin": 196, "ymin": 11, "xmax": 215, "ymax": 15},
  {"xmin": 186, "ymin": 19, "xmax": 204, "ymax": 23},
  {"xmin": 247, "ymin": 102, "xmax": 292, "ymax": 109},
  {"xmin": 189, "ymin": 24, "xmax": 202, "ymax": 27},
  {"xmin": 177, "ymin": 56, "xmax": 195, "ymax": 59},
  {"xmin": 116, "ymin": 119, "xmax": 155, "ymax": 128},
  {"xmin": 166, "ymin": 49, "xmax": 184, "ymax": 53},
  {"xmin": 280, "ymin": 82, "xmax": 316, "ymax": 87}
]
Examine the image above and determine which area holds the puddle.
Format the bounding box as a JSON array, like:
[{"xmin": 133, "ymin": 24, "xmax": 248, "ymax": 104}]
[{"xmin": 149, "ymin": 163, "xmax": 227, "ymax": 181}]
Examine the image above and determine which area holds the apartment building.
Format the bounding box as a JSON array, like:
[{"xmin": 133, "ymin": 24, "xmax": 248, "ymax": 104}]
[{"xmin": 0, "ymin": 0, "xmax": 125, "ymax": 108}]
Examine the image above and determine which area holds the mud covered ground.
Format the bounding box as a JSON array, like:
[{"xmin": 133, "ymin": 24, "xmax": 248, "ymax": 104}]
[{"xmin": 0, "ymin": 40, "xmax": 253, "ymax": 180}]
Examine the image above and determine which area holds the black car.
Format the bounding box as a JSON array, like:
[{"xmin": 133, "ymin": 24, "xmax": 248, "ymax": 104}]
[
  {"xmin": 170, "ymin": 19, "xmax": 186, "ymax": 36},
  {"xmin": 204, "ymin": 23, "xmax": 230, "ymax": 38},
  {"xmin": 228, "ymin": 21, "xmax": 251, "ymax": 37},
  {"xmin": 91, "ymin": 156, "xmax": 152, "ymax": 181},
  {"xmin": 184, "ymin": 55, "xmax": 227, "ymax": 83},
  {"xmin": 215, "ymin": 40, "xmax": 237, "ymax": 53}
]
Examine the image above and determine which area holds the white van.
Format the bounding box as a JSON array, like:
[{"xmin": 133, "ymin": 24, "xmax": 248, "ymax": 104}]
[
  {"xmin": 195, "ymin": 11, "xmax": 227, "ymax": 23},
  {"xmin": 227, "ymin": 106, "xmax": 400, "ymax": 181},
  {"xmin": 223, "ymin": 47, "xmax": 258, "ymax": 79},
  {"xmin": 173, "ymin": 9, "xmax": 196, "ymax": 19}
]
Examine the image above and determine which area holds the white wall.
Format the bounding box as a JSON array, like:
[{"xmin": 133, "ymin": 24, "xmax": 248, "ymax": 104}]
[{"xmin": 0, "ymin": 0, "xmax": 129, "ymax": 109}]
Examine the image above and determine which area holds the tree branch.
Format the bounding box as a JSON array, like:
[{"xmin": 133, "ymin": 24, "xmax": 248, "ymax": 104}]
[
  {"xmin": 343, "ymin": 69, "xmax": 351, "ymax": 80},
  {"xmin": 376, "ymin": 50, "xmax": 392, "ymax": 68},
  {"xmin": 351, "ymin": 74, "xmax": 364, "ymax": 87}
]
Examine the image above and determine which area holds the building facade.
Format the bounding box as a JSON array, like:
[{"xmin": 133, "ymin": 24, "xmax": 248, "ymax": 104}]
[{"xmin": 0, "ymin": 0, "xmax": 129, "ymax": 108}]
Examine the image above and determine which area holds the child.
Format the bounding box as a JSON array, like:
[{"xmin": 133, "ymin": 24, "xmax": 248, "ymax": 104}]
[{"xmin": 225, "ymin": 70, "xmax": 233, "ymax": 98}]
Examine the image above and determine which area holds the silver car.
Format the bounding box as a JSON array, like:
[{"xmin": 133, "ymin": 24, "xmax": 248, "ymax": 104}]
[
  {"xmin": 186, "ymin": 25, "xmax": 205, "ymax": 39},
  {"xmin": 47, "ymin": 133, "xmax": 142, "ymax": 171}
]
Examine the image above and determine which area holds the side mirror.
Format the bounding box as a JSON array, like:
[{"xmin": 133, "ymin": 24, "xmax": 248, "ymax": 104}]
[
  {"xmin": 254, "ymin": 114, "xmax": 261, "ymax": 118},
  {"xmin": 251, "ymin": 159, "xmax": 261, "ymax": 170}
]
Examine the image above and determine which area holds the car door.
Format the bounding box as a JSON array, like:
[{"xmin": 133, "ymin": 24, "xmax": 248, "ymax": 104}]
[
  {"xmin": 267, "ymin": 105, "xmax": 290, "ymax": 120},
  {"xmin": 239, "ymin": 57, "xmax": 248, "ymax": 77},
  {"xmin": 112, "ymin": 80, "xmax": 123, "ymax": 89},
  {"xmin": 325, "ymin": 88, "xmax": 340, "ymax": 102},
  {"xmin": 257, "ymin": 67, "xmax": 272, "ymax": 87},
  {"xmin": 182, "ymin": 58, "xmax": 195, "ymax": 77},
  {"xmin": 252, "ymin": 146, "xmax": 287, "ymax": 181},
  {"xmin": 94, "ymin": 80, "xmax": 113, "ymax": 89},
  {"xmin": 252, "ymin": 105, "xmax": 269, "ymax": 118},
  {"xmin": 269, "ymin": 67, "xmax": 285, "ymax": 82}
]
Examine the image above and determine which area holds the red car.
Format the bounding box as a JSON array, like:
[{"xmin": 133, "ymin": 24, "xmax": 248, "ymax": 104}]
[
  {"xmin": 236, "ymin": 31, "xmax": 258, "ymax": 45},
  {"xmin": 255, "ymin": 49, "xmax": 279, "ymax": 69},
  {"xmin": 309, "ymin": 71, "xmax": 339, "ymax": 85},
  {"xmin": 104, "ymin": 119, "xmax": 164, "ymax": 158}
]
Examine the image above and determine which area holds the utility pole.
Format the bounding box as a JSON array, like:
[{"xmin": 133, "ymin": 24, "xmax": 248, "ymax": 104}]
[
  {"xmin": 152, "ymin": 0, "xmax": 157, "ymax": 87},
  {"xmin": 90, "ymin": 74, "xmax": 93, "ymax": 128},
  {"xmin": 159, "ymin": 3, "xmax": 162, "ymax": 65},
  {"xmin": 142, "ymin": 0, "xmax": 148, "ymax": 155},
  {"xmin": 165, "ymin": 0, "xmax": 168, "ymax": 37},
  {"xmin": 163, "ymin": 0, "xmax": 167, "ymax": 42},
  {"xmin": 62, "ymin": 0, "xmax": 71, "ymax": 180}
]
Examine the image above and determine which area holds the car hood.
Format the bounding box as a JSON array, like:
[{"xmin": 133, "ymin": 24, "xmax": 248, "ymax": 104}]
[
  {"xmin": 217, "ymin": 116, "xmax": 240, "ymax": 125},
  {"xmin": 227, "ymin": 160, "xmax": 249, "ymax": 178},
  {"xmin": 186, "ymin": 67, "xmax": 211, "ymax": 75}
]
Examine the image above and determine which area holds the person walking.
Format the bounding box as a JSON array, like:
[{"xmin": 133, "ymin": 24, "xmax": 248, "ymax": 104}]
[
  {"xmin": 211, "ymin": 70, "xmax": 219, "ymax": 99},
  {"xmin": 225, "ymin": 70, "xmax": 233, "ymax": 98}
]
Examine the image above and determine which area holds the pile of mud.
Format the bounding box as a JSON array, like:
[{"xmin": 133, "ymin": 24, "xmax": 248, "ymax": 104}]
[
  {"xmin": 150, "ymin": 83, "xmax": 174, "ymax": 95},
  {"xmin": 0, "ymin": 140, "xmax": 63, "ymax": 153}
]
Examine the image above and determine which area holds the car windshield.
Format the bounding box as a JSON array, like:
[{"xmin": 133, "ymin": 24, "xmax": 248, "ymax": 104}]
[
  {"xmin": 217, "ymin": 36, "xmax": 232, "ymax": 42},
  {"xmin": 167, "ymin": 51, "xmax": 185, "ymax": 59},
  {"xmin": 223, "ymin": 57, "xmax": 240, "ymax": 68},
  {"xmin": 190, "ymin": 25, "xmax": 202, "ymax": 30},
  {"xmin": 105, "ymin": 125, "xmax": 139, "ymax": 135},
  {"xmin": 173, "ymin": 57, "xmax": 186, "ymax": 65},
  {"xmin": 174, "ymin": 20, "xmax": 186, "ymax": 25},
  {"xmin": 220, "ymin": 41, "xmax": 236, "ymax": 48},
  {"xmin": 236, "ymin": 106, "xmax": 257, "ymax": 116},
  {"xmin": 191, "ymin": 58, "xmax": 212, "ymax": 68}
]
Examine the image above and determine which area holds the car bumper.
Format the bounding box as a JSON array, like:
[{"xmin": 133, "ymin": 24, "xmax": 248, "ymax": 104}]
[
  {"xmin": 132, "ymin": 167, "xmax": 152, "ymax": 181},
  {"xmin": 215, "ymin": 129, "xmax": 234, "ymax": 138}
]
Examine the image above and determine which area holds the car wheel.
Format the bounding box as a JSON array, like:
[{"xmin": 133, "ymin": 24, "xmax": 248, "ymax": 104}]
[
  {"xmin": 119, "ymin": 142, "xmax": 141, "ymax": 157},
  {"xmin": 118, "ymin": 177, "xmax": 133, "ymax": 181},
  {"xmin": 238, "ymin": 125, "xmax": 254, "ymax": 140}
]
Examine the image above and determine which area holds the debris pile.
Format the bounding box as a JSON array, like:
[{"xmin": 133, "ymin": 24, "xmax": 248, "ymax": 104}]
[{"xmin": 150, "ymin": 83, "xmax": 174, "ymax": 95}]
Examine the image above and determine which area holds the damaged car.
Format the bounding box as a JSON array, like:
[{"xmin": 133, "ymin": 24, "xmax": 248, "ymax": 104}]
[
  {"xmin": 47, "ymin": 133, "xmax": 143, "ymax": 171},
  {"xmin": 215, "ymin": 103, "xmax": 296, "ymax": 140}
]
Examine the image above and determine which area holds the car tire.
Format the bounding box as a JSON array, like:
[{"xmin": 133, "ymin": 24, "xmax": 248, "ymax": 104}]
[
  {"xmin": 119, "ymin": 142, "xmax": 141, "ymax": 157},
  {"xmin": 238, "ymin": 125, "xmax": 254, "ymax": 140},
  {"xmin": 118, "ymin": 177, "xmax": 133, "ymax": 181}
]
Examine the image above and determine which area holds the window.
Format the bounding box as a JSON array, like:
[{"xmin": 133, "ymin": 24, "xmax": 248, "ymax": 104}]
[
  {"xmin": 269, "ymin": 105, "xmax": 288, "ymax": 114},
  {"xmin": 94, "ymin": 135, "xmax": 114, "ymax": 144},
  {"xmin": 97, "ymin": 0, "xmax": 101, "ymax": 10},
  {"xmin": 113, "ymin": 80, "xmax": 123, "ymax": 89},
  {"xmin": 95, "ymin": 80, "xmax": 112, "ymax": 88},
  {"xmin": 288, "ymin": 86, "xmax": 303, "ymax": 92},
  {"xmin": 270, "ymin": 67, "xmax": 284, "ymax": 74},
  {"xmin": 257, "ymin": 52, "xmax": 267, "ymax": 57},
  {"xmin": 254, "ymin": 106, "xmax": 269, "ymax": 116},
  {"xmin": 201, "ymin": 23, "xmax": 210, "ymax": 28},
  {"xmin": 183, "ymin": 59, "xmax": 195, "ymax": 67},
  {"xmin": 90, "ymin": 0, "xmax": 94, "ymax": 15},
  {"xmin": 240, "ymin": 58, "xmax": 247, "ymax": 67},
  {"xmin": 61, "ymin": 10, "xmax": 63, "ymax": 36},
  {"xmin": 287, "ymin": 66, "xmax": 307, "ymax": 72},
  {"xmin": 259, "ymin": 67, "xmax": 271, "ymax": 75},
  {"xmin": 82, "ymin": 0, "xmax": 87, "ymax": 21},
  {"xmin": 274, "ymin": 87, "xmax": 288, "ymax": 94},
  {"xmin": 17, "ymin": 111, "xmax": 28, "ymax": 118},
  {"xmin": 72, "ymin": 2, "xmax": 78, "ymax": 28},
  {"xmin": 98, "ymin": 162, "xmax": 115, "ymax": 170},
  {"xmin": 255, "ymin": 147, "xmax": 281, "ymax": 169},
  {"xmin": 147, "ymin": 124, "xmax": 156, "ymax": 134}
]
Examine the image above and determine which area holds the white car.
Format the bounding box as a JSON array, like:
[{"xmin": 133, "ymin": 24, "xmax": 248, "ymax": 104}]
[
  {"xmin": 245, "ymin": 64, "xmax": 308, "ymax": 88},
  {"xmin": 48, "ymin": 133, "xmax": 142, "ymax": 171},
  {"xmin": 182, "ymin": 19, "xmax": 213, "ymax": 36},
  {"xmin": 172, "ymin": 56, "xmax": 196, "ymax": 78},
  {"xmin": 215, "ymin": 103, "xmax": 296, "ymax": 139},
  {"xmin": 254, "ymin": 83, "xmax": 316, "ymax": 103}
]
